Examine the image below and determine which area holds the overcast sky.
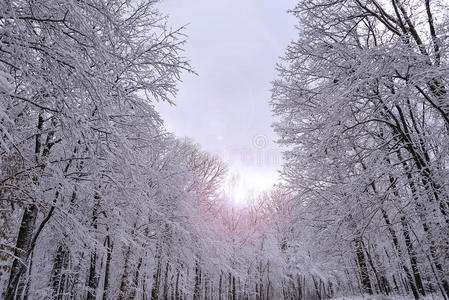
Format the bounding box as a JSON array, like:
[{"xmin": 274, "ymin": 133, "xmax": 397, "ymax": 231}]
[{"xmin": 155, "ymin": 0, "xmax": 298, "ymax": 202}]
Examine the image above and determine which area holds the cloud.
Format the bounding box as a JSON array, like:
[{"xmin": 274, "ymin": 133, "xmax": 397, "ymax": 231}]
[{"xmin": 155, "ymin": 0, "xmax": 296, "ymax": 196}]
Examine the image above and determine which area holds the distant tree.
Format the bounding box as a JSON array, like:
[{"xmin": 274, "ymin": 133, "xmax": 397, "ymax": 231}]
[
  {"xmin": 272, "ymin": 0, "xmax": 449, "ymax": 298},
  {"xmin": 0, "ymin": 0, "xmax": 188, "ymax": 298}
]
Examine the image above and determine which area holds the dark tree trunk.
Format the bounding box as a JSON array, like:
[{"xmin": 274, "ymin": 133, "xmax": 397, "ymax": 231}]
[
  {"xmin": 361, "ymin": 241, "xmax": 390, "ymax": 295},
  {"xmin": 381, "ymin": 206, "xmax": 419, "ymax": 299},
  {"xmin": 18, "ymin": 249, "xmax": 34, "ymax": 300},
  {"xmin": 50, "ymin": 244, "xmax": 71, "ymax": 299},
  {"xmin": 218, "ymin": 272, "xmax": 222, "ymax": 300},
  {"xmin": 119, "ymin": 245, "xmax": 132, "ymax": 300},
  {"xmin": 102, "ymin": 236, "xmax": 113, "ymax": 300},
  {"xmin": 162, "ymin": 261, "xmax": 169, "ymax": 300},
  {"xmin": 228, "ymin": 272, "xmax": 232, "ymax": 300},
  {"xmin": 312, "ymin": 276, "xmax": 322, "ymax": 300},
  {"xmin": 86, "ymin": 194, "xmax": 100, "ymax": 300},
  {"xmin": 193, "ymin": 260, "xmax": 201, "ymax": 300},
  {"xmin": 397, "ymin": 149, "xmax": 448, "ymax": 296},
  {"xmin": 151, "ymin": 246, "xmax": 161, "ymax": 300},
  {"xmin": 296, "ymin": 275, "xmax": 302, "ymax": 300},
  {"xmin": 4, "ymin": 116, "xmax": 45, "ymax": 300},
  {"xmin": 129, "ymin": 257, "xmax": 143, "ymax": 299},
  {"xmin": 232, "ymin": 275, "xmax": 236, "ymax": 300},
  {"xmin": 394, "ymin": 132, "xmax": 449, "ymax": 297},
  {"xmin": 4, "ymin": 205, "xmax": 38, "ymax": 300},
  {"xmin": 401, "ymin": 216, "xmax": 426, "ymax": 297},
  {"xmin": 175, "ymin": 269, "xmax": 180, "ymax": 300},
  {"xmin": 355, "ymin": 237, "xmax": 373, "ymax": 295},
  {"xmin": 86, "ymin": 251, "xmax": 98, "ymax": 300}
]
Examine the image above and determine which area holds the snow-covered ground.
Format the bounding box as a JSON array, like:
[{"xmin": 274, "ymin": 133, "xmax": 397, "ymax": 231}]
[{"xmin": 330, "ymin": 294, "xmax": 444, "ymax": 300}]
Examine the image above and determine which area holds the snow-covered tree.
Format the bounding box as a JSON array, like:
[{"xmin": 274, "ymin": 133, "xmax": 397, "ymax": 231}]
[{"xmin": 272, "ymin": 0, "xmax": 449, "ymax": 298}]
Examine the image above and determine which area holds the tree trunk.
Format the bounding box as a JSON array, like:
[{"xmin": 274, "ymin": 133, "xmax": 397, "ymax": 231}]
[
  {"xmin": 151, "ymin": 246, "xmax": 161, "ymax": 300},
  {"xmin": 355, "ymin": 237, "xmax": 373, "ymax": 295},
  {"xmin": 296, "ymin": 275, "xmax": 302, "ymax": 300},
  {"xmin": 218, "ymin": 272, "xmax": 222, "ymax": 300},
  {"xmin": 162, "ymin": 261, "xmax": 169, "ymax": 300},
  {"xmin": 232, "ymin": 275, "xmax": 236, "ymax": 300},
  {"xmin": 401, "ymin": 215, "xmax": 426, "ymax": 297},
  {"xmin": 50, "ymin": 244, "xmax": 71, "ymax": 299},
  {"xmin": 175, "ymin": 269, "xmax": 180, "ymax": 300},
  {"xmin": 128, "ymin": 257, "xmax": 142, "ymax": 299},
  {"xmin": 86, "ymin": 193, "xmax": 100, "ymax": 300},
  {"xmin": 381, "ymin": 206, "xmax": 419, "ymax": 299},
  {"xmin": 397, "ymin": 149, "xmax": 449, "ymax": 297},
  {"xmin": 86, "ymin": 250, "xmax": 98, "ymax": 300},
  {"xmin": 193, "ymin": 260, "xmax": 201, "ymax": 300},
  {"xmin": 102, "ymin": 235, "xmax": 112, "ymax": 300},
  {"xmin": 4, "ymin": 205, "xmax": 38, "ymax": 300},
  {"xmin": 119, "ymin": 245, "xmax": 132, "ymax": 300},
  {"xmin": 4, "ymin": 116, "xmax": 45, "ymax": 300}
]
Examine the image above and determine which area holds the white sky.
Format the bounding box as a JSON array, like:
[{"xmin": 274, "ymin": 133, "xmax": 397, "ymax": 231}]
[{"xmin": 155, "ymin": 0, "xmax": 298, "ymax": 203}]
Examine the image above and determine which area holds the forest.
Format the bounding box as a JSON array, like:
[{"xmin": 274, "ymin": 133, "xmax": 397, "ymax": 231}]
[{"xmin": 0, "ymin": 0, "xmax": 448, "ymax": 299}]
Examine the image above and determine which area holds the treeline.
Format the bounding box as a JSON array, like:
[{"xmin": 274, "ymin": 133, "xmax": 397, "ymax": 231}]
[
  {"xmin": 0, "ymin": 1, "xmax": 315, "ymax": 299},
  {"xmin": 271, "ymin": 0, "xmax": 449, "ymax": 299}
]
